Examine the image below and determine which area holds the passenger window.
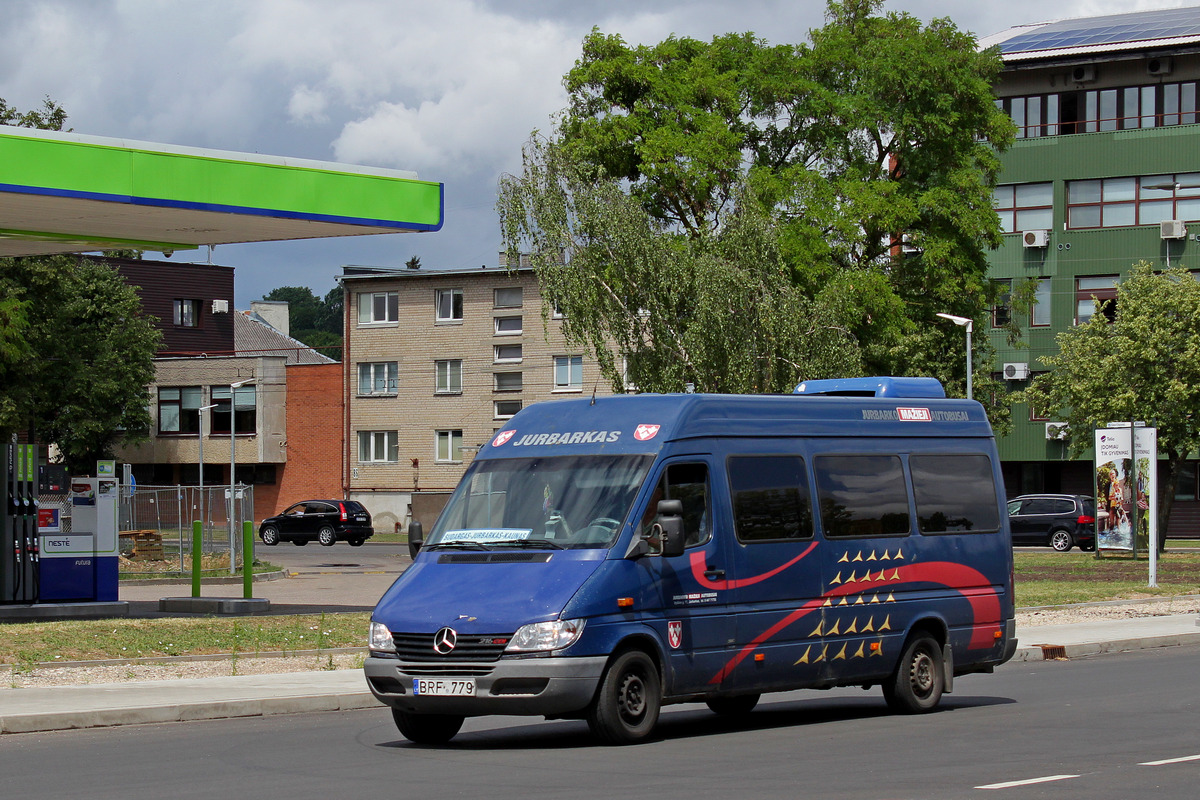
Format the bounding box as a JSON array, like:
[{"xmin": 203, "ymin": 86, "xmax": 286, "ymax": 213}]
[
  {"xmin": 815, "ymin": 455, "xmax": 910, "ymax": 538},
  {"xmin": 639, "ymin": 463, "xmax": 711, "ymax": 551},
  {"xmin": 910, "ymin": 454, "xmax": 1000, "ymax": 533},
  {"xmin": 728, "ymin": 456, "xmax": 813, "ymax": 542}
]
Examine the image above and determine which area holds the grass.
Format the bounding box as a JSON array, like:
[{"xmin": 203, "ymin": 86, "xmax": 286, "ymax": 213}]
[{"xmin": 4, "ymin": 547, "xmax": 1199, "ymax": 666}]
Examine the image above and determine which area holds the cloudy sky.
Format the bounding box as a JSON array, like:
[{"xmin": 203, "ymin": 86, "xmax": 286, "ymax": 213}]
[{"xmin": 1, "ymin": 0, "xmax": 1189, "ymax": 305}]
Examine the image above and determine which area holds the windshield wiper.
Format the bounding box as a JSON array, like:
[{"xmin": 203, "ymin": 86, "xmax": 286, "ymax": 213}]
[
  {"xmin": 490, "ymin": 538, "xmax": 565, "ymax": 550},
  {"xmin": 426, "ymin": 541, "xmax": 493, "ymax": 551}
]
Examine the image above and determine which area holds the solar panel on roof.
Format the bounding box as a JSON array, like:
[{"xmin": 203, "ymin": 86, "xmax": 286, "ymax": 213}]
[{"xmin": 999, "ymin": 6, "xmax": 1200, "ymax": 54}]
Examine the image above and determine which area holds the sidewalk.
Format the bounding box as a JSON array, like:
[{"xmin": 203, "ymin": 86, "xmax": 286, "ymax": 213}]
[{"xmin": 3, "ymin": 613, "xmax": 1198, "ymax": 735}]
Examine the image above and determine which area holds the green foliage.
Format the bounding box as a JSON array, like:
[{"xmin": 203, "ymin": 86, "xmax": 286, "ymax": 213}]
[
  {"xmin": 0, "ymin": 95, "xmax": 68, "ymax": 131},
  {"xmin": 500, "ymin": 0, "xmax": 1013, "ymax": 403},
  {"xmin": 261, "ymin": 285, "xmax": 344, "ymax": 357},
  {"xmin": 1020, "ymin": 263, "xmax": 1200, "ymax": 535},
  {"xmin": 0, "ymin": 256, "xmax": 161, "ymax": 472}
]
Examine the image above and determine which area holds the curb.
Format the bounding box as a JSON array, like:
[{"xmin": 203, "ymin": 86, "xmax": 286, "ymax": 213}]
[
  {"xmin": 1012, "ymin": 630, "xmax": 1200, "ymax": 661},
  {"xmin": 117, "ymin": 571, "xmax": 286, "ymax": 586}
]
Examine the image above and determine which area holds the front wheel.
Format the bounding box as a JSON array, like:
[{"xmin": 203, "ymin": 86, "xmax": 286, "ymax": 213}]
[
  {"xmin": 883, "ymin": 634, "xmax": 944, "ymax": 714},
  {"xmin": 587, "ymin": 650, "xmax": 661, "ymax": 744},
  {"xmin": 318, "ymin": 526, "xmax": 337, "ymax": 546},
  {"xmin": 260, "ymin": 526, "xmax": 279, "ymax": 546},
  {"xmin": 391, "ymin": 709, "xmax": 464, "ymax": 744},
  {"xmin": 1050, "ymin": 530, "xmax": 1073, "ymax": 552}
]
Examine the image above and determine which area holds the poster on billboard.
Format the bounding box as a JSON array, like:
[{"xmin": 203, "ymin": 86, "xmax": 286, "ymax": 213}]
[{"xmin": 1094, "ymin": 425, "xmax": 1157, "ymax": 554}]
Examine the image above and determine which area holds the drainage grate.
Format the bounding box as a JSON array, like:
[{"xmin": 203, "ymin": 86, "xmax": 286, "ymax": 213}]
[{"xmin": 1039, "ymin": 644, "xmax": 1067, "ymax": 660}]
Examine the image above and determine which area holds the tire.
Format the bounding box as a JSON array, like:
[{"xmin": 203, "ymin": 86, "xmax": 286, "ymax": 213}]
[
  {"xmin": 587, "ymin": 650, "xmax": 661, "ymax": 744},
  {"xmin": 318, "ymin": 526, "xmax": 337, "ymax": 547},
  {"xmin": 391, "ymin": 709, "xmax": 464, "ymax": 745},
  {"xmin": 883, "ymin": 633, "xmax": 944, "ymax": 714},
  {"xmin": 705, "ymin": 693, "xmax": 760, "ymax": 716},
  {"xmin": 293, "ymin": 539, "xmax": 308, "ymax": 546},
  {"xmin": 1050, "ymin": 529, "xmax": 1073, "ymax": 552},
  {"xmin": 260, "ymin": 526, "xmax": 279, "ymax": 546},
  {"xmin": 348, "ymin": 538, "xmax": 365, "ymax": 547}
]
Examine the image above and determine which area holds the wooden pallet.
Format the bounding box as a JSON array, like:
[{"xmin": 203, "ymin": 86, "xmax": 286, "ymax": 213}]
[{"xmin": 120, "ymin": 530, "xmax": 165, "ymax": 561}]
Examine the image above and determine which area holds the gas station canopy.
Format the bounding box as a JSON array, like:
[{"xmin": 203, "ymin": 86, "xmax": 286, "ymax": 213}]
[{"xmin": 0, "ymin": 125, "xmax": 444, "ymax": 258}]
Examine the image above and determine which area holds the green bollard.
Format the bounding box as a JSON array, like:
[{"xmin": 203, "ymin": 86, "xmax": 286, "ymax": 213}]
[
  {"xmin": 192, "ymin": 519, "xmax": 202, "ymax": 598},
  {"xmin": 243, "ymin": 520, "xmax": 254, "ymax": 599}
]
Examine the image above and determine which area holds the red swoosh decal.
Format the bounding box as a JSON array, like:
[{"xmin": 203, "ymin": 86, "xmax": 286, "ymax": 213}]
[
  {"xmin": 689, "ymin": 542, "xmax": 818, "ymax": 590},
  {"xmin": 708, "ymin": 561, "xmax": 1002, "ymax": 684}
]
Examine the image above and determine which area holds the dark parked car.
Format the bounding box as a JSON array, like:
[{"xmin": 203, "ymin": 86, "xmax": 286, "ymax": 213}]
[
  {"xmin": 1007, "ymin": 494, "xmax": 1095, "ymax": 551},
  {"xmin": 259, "ymin": 500, "xmax": 374, "ymax": 547}
]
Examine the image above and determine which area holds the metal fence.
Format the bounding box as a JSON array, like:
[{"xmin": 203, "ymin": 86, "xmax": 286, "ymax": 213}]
[{"xmin": 118, "ymin": 484, "xmax": 256, "ymax": 573}]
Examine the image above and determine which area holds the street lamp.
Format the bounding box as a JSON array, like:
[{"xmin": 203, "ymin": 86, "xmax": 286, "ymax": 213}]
[
  {"xmin": 936, "ymin": 312, "xmax": 974, "ymax": 400},
  {"xmin": 229, "ymin": 379, "xmax": 254, "ymax": 577}
]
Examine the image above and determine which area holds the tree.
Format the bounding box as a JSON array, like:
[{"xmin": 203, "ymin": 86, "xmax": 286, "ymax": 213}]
[
  {"xmin": 499, "ymin": 0, "xmax": 1014, "ymax": 406},
  {"xmin": 260, "ymin": 286, "xmax": 343, "ymax": 359},
  {"xmin": 1020, "ymin": 264, "xmax": 1200, "ymax": 544},
  {"xmin": 0, "ymin": 256, "xmax": 161, "ymax": 473},
  {"xmin": 0, "ymin": 95, "xmax": 67, "ymax": 131}
]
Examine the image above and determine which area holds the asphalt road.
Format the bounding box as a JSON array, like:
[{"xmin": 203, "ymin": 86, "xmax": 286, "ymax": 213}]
[
  {"xmin": 4, "ymin": 645, "xmax": 1198, "ymax": 800},
  {"xmin": 260, "ymin": 540, "xmax": 410, "ymax": 574}
]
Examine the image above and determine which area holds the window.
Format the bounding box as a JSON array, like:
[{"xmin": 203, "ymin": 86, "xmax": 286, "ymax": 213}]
[
  {"xmin": 494, "ymin": 371, "xmax": 522, "ymax": 392},
  {"xmin": 815, "ymin": 455, "xmax": 910, "ymax": 538},
  {"xmin": 1076, "ymin": 276, "xmax": 1120, "ymax": 324},
  {"xmin": 436, "ymin": 289, "xmax": 463, "ymax": 322},
  {"xmin": 729, "ymin": 456, "xmax": 813, "ymax": 542},
  {"xmin": 436, "ymin": 429, "xmax": 463, "ymax": 463},
  {"xmin": 173, "ymin": 299, "xmax": 200, "ymax": 327},
  {"xmin": 993, "ymin": 183, "xmax": 1053, "ymax": 233},
  {"xmin": 1067, "ymin": 173, "xmax": 1200, "ymax": 229},
  {"xmin": 494, "ymin": 315, "xmax": 522, "ymax": 335},
  {"xmin": 435, "ymin": 359, "xmax": 462, "ymax": 394},
  {"xmin": 554, "ymin": 355, "xmax": 583, "ymax": 390},
  {"xmin": 358, "ymin": 431, "xmax": 398, "ymax": 463},
  {"xmin": 358, "ymin": 291, "xmax": 398, "ymax": 324},
  {"xmin": 991, "ymin": 279, "xmax": 1012, "ymax": 328},
  {"xmin": 494, "ymin": 344, "xmax": 522, "ymax": 363},
  {"xmin": 1174, "ymin": 463, "xmax": 1197, "ymax": 501},
  {"xmin": 910, "ymin": 455, "xmax": 999, "ymax": 533},
  {"xmin": 999, "ymin": 80, "xmax": 1198, "ymax": 137},
  {"xmin": 639, "ymin": 463, "xmax": 712, "ymax": 550},
  {"xmin": 1031, "ymin": 278, "xmax": 1051, "ymax": 327},
  {"xmin": 210, "ymin": 384, "xmax": 256, "ymax": 435},
  {"xmin": 358, "ymin": 362, "xmax": 398, "ymax": 396},
  {"xmin": 158, "ymin": 386, "xmax": 202, "ymax": 434},
  {"xmin": 494, "ymin": 400, "xmax": 522, "ymax": 419},
  {"xmin": 494, "ymin": 287, "xmax": 523, "ymax": 308}
]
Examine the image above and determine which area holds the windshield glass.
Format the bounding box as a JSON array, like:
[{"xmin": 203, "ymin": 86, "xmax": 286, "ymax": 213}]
[{"xmin": 426, "ymin": 455, "xmax": 653, "ymax": 550}]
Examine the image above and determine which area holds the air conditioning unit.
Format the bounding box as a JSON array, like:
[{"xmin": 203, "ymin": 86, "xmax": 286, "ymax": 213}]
[
  {"xmin": 1070, "ymin": 65, "xmax": 1097, "ymax": 83},
  {"xmin": 211, "ymin": 299, "xmax": 230, "ymax": 314},
  {"xmin": 1147, "ymin": 57, "xmax": 1174, "ymax": 76},
  {"xmin": 1003, "ymin": 362, "xmax": 1030, "ymax": 380},
  {"xmin": 1161, "ymin": 219, "xmax": 1186, "ymax": 239},
  {"xmin": 1045, "ymin": 422, "xmax": 1069, "ymax": 441},
  {"xmin": 1022, "ymin": 229, "xmax": 1049, "ymax": 248}
]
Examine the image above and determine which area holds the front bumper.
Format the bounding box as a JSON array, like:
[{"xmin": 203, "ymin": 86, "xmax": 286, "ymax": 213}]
[{"xmin": 364, "ymin": 654, "xmax": 608, "ymax": 717}]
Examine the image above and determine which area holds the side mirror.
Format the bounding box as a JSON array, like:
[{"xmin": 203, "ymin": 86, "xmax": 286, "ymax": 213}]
[
  {"xmin": 407, "ymin": 520, "xmax": 424, "ymax": 560},
  {"xmin": 656, "ymin": 499, "xmax": 686, "ymax": 558}
]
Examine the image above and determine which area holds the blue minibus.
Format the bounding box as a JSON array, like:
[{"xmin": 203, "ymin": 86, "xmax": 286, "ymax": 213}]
[{"xmin": 365, "ymin": 377, "xmax": 1017, "ymax": 744}]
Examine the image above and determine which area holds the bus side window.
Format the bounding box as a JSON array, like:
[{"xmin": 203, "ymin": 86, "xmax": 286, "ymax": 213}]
[{"xmin": 639, "ymin": 463, "xmax": 710, "ymax": 552}]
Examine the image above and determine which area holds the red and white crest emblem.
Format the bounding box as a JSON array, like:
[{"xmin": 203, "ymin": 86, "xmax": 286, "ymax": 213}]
[
  {"xmin": 634, "ymin": 424, "xmax": 661, "ymax": 441},
  {"xmin": 492, "ymin": 430, "xmax": 516, "ymax": 447},
  {"xmin": 667, "ymin": 620, "xmax": 683, "ymax": 649}
]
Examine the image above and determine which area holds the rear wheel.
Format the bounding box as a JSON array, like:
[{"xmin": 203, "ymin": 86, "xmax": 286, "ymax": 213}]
[
  {"xmin": 883, "ymin": 633, "xmax": 944, "ymax": 714},
  {"xmin": 260, "ymin": 526, "xmax": 279, "ymax": 546},
  {"xmin": 705, "ymin": 693, "xmax": 760, "ymax": 716},
  {"xmin": 391, "ymin": 709, "xmax": 464, "ymax": 744},
  {"xmin": 318, "ymin": 526, "xmax": 337, "ymax": 546},
  {"xmin": 1050, "ymin": 529, "xmax": 1073, "ymax": 551},
  {"xmin": 587, "ymin": 650, "xmax": 661, "ymax": 744}
]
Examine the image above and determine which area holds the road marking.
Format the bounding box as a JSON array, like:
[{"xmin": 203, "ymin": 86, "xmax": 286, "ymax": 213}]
[
  {"xmin": 1140, "ymin": 754, "xmax": 1200, "ymax": 766},
  {"xmin": 976, "ymin": 775, "xmax": 1080, "ymax": 789}
]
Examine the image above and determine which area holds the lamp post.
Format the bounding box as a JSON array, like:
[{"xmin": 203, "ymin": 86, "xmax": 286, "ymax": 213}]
[
  {"xmin": 936, "ymin": 313, "xmax": 974, "ymax": 400},
  {"xmin": 228, "ymin": 379, "xmax": 254, "ymax": 577}
]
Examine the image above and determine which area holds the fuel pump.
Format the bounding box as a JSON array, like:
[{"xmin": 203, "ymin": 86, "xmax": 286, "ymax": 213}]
[{"xmin": 2, "ymin": 443, "xmax": 40, "ymax": 604}]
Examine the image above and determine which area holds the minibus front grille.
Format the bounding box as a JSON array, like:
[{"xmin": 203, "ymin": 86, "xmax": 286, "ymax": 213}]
[
  {"xmin": 392, "ymin": 632, "xmax": 511, "ymax": 662},
  {"xmin": 403, "ymin": 665, "xmax": 495, "ymax": 677},
  {"xmin": 436, "ymin": 552, "xmax": 553, "ymax": 564}
]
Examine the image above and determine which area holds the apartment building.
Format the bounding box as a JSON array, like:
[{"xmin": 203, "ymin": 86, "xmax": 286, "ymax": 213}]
[
  {"xmin": 341, "ymin": 264, "xmax": 614, "ymax": 531},
  {"xmin": 982, "ymin": 7, "xmax": 1200, "ymax": 533}
]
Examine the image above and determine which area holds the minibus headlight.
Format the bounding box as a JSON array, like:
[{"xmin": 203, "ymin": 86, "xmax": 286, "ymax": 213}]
[
  {"xmin": 369, "ymin": 620, "xmax": 396, "ymax": 654},
  {"xmin": 505, "ymin": 619, "xmax": 586, "ymax": 653}
]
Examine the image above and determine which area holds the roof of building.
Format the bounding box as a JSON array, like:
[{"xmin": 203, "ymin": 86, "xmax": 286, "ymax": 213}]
[
  {"xmin": 234, "ymin": 311, "xmax": 337, "ymax": 365},
  {"xmin": 979, "ymin": 5, "xmax": 1200, "ymax": 62},
  {"xmin": 339, "ymin": 265, "xmax": 534, "ymax": 282}
]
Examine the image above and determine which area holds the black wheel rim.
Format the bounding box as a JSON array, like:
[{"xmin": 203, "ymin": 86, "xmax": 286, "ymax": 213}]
[
  {"xmin": 909, "ymin": 649, "xmax": 936, "ymax": 699},
  {"xmin": 617, "ymin": 670, "xmax": 647, "ymax": 724}
]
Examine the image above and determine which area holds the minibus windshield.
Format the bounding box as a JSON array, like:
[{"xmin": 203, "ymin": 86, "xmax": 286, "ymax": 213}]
[{"xmin": 425, "ymin": 455, "xmax": 653, "ymax": 550}]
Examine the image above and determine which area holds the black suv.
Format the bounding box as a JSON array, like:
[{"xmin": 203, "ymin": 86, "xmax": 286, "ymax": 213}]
[
  {"xmin": 1007, "ymin": 494, "xmax": 1095, "ymax": 551},
  {"xmin": 259, "ymin": 500, "xmax": 374, "ymax": 547}
]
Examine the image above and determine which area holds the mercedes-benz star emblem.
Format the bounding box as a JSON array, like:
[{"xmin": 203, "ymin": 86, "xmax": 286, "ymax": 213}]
[{"xmin": 433, "ymin": 626, "xmax": 458, "ymax": 655}]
